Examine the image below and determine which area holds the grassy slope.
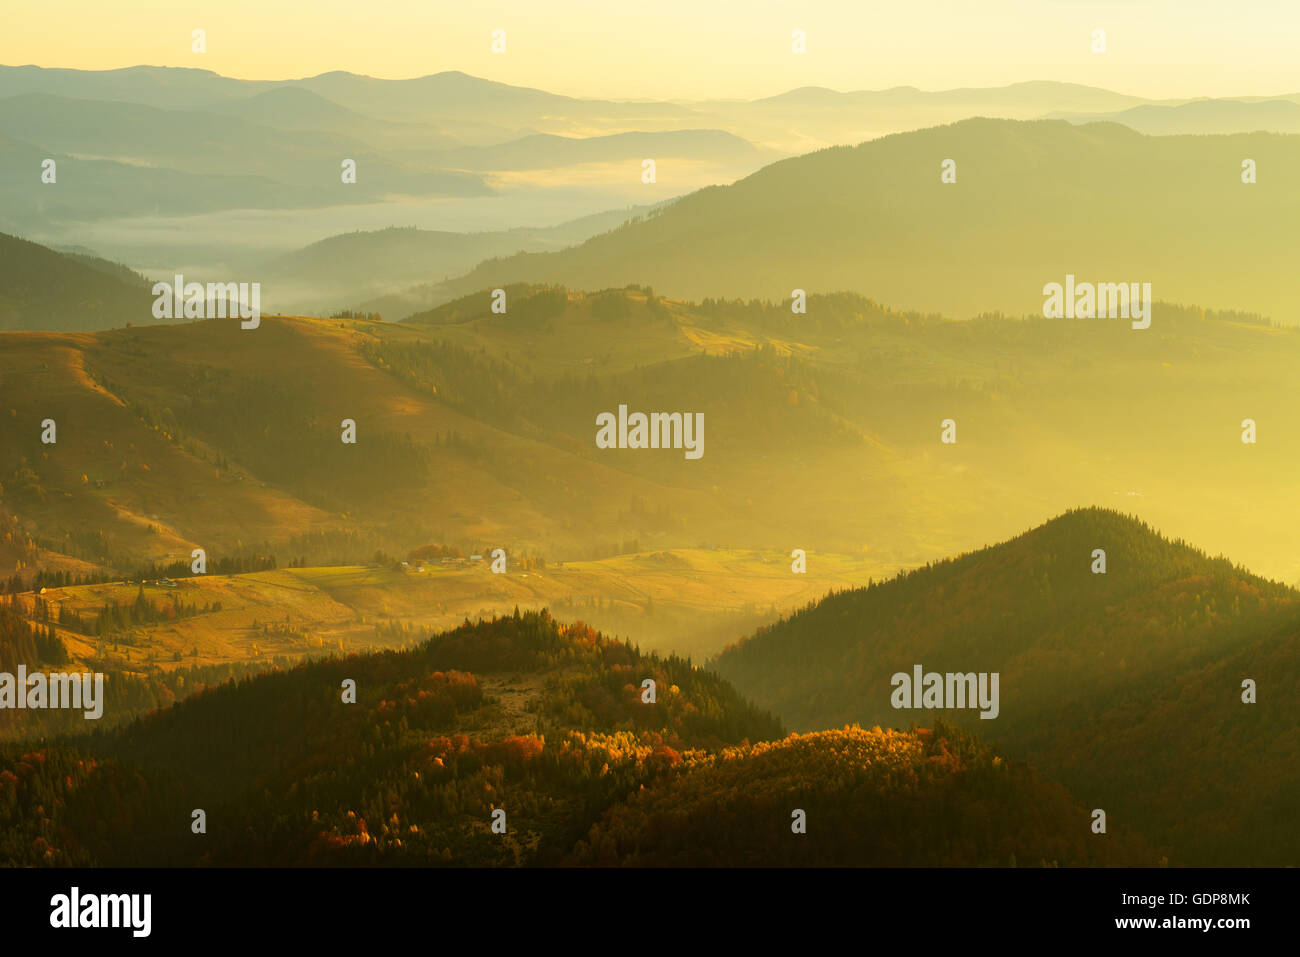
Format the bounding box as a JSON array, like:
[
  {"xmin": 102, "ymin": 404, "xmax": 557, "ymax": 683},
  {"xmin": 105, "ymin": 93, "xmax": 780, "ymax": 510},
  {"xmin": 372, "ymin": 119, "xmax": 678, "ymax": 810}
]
[{"xmin": 16, "ymin": 546, "xmax": 887, "ymax": 678}]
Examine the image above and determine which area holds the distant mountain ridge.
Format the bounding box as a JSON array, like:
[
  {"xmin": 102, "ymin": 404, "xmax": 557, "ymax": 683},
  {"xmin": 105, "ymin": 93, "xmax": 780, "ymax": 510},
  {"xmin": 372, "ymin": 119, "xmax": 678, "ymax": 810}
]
[
  {"xmin": 0, "ymin": 93, "xmax": 489, "ymax": 202},
  {"xmin": 751, "ymin": 79, "xmax": 1162, "ymax": 112},
  {"xmin": 433, "ymin": 129, "xmax": 761, "ymax": 170},
  {"xmin": 0, "ymin": 65, "xmax": 700, "ymax": 127},
  {"xmin": 260, "ymin": 205, "xmax": 663, "ymax": 315},
  {"xmin": 1052, "ymin": 97, "xmax": 1300, "ymax": 135},
  {"xmin": 10, "ymin": 65, "xmax": 1289, "ymax": 147},
  {"xmin": 437, "ymin": 117, "xmax": 1300, "ymax": 322}
]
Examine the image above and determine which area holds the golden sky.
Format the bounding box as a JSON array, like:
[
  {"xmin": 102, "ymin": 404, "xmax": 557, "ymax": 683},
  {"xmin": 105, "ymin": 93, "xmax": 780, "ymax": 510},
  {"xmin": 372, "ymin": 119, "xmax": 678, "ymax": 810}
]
[{"xmin": 2, "ymin": 0, "xmax": 1298, "ymax": 100}]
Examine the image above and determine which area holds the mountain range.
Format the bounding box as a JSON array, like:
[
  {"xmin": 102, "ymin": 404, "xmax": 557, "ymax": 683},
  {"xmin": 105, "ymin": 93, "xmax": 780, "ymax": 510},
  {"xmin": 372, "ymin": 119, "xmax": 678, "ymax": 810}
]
[
  {"xmin": 4, "ymin": 61, "xmax": 1298, "ymax": 869},
  {"xmin": 11, "ymin": 66, "xmax": 1300, "ymax": 308}
]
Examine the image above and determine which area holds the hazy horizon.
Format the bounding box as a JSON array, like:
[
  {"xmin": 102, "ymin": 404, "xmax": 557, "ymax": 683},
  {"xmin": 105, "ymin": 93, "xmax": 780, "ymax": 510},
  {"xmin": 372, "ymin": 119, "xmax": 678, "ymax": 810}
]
[{"xmin": 5, "ymin": 0, "xmax": 1300, "ymax": 101}]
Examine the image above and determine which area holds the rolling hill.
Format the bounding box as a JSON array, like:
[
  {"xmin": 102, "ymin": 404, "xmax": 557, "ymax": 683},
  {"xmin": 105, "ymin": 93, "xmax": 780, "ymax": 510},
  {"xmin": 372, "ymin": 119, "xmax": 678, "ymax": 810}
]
[
  {"xmin": 714, "ymin": 507, "xmax": 1300, "ymax": 864},
  {"xmin": 438, "ymin": 117, "xmax": 1300, "ymax": 323},
  {"xmin": 0, "ymin": 233, "xmax": 153, "ymax": 331},
  {"xmin": 260, "ymin": 205, "xmax": 662, "ymax": 316},
  {"xmin": 5, "ymin": 285, "xmax": 1300, "ymax": 596}
]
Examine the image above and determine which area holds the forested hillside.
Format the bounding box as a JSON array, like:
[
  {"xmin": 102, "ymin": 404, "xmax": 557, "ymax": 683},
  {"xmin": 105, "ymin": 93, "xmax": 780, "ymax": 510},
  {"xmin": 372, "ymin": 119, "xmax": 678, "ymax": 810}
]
[
  {"xmin": 567, "ymin": 724, "xmax": 1151, "ymax": 867},
  {"xmin": 715, "ymin": 507, "xmax": 1300, "ymax": 863},
  {"xmin": 0, "ymin": 233, "xmax": 152, "ymax": 332},
  {"xmin": 0, "ymin": 611, "xmax": 774, "ymax": 865},
  {"xmin": 0, "ymin": 611, "xmax": 1125, "ymax": 866}
]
